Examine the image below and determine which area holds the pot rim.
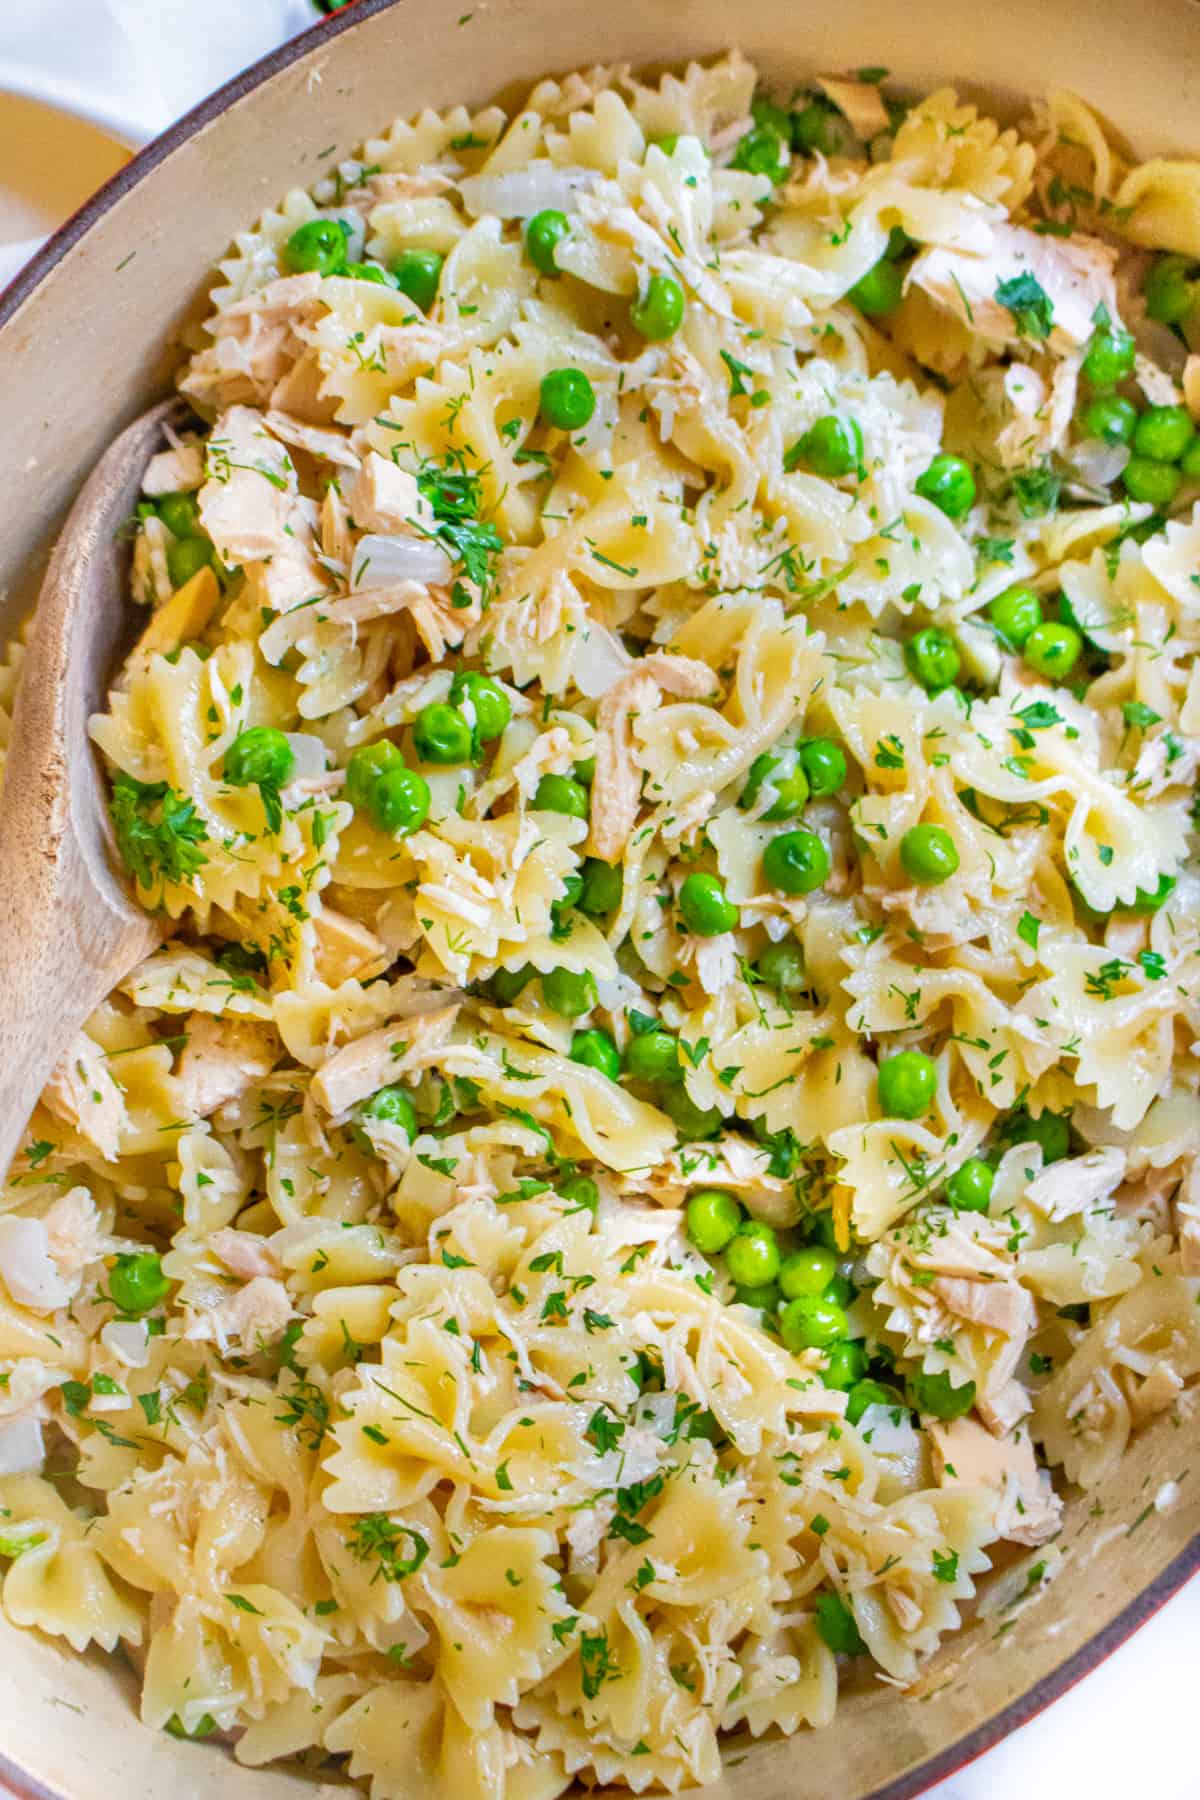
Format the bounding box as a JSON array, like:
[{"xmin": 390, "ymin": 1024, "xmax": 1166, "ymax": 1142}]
[{"xmin": 0, "ymin": 3, "xmax": 1195, "ymax": 1795}]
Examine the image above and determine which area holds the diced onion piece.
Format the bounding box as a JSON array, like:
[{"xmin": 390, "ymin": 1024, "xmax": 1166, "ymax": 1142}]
[
  {"xmin": 1068, "ymin": 438, "xmax": 1130, "ymax": 489},
  {"xmin": 283, "ymin": 733, "xmax": 330, "ymax": 780},
  {"xmin": 352, "ymin": 533, "xmax": 453, "ymax": 589},
  {"xmin": 571, "ymin": 621, "xmax": 633, "ymax": 698},
  {"xmin": 0, "ymin": 1417, "xmax": 44, "ymax": 1476},
  {"xmin": 101, "ymin": 1320, "xmax": 152, "ymax": 1368},
  {"xmin": 458, "ymin": 165, "xmax": 595, "ymax": 220}
]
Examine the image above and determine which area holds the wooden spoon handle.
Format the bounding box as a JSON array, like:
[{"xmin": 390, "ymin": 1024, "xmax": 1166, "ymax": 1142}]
[{"xmin": 0, "ymin": 402, "xmax": 178, "ymax": 1178}]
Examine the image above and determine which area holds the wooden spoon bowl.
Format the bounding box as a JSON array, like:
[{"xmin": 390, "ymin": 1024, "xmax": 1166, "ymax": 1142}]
[{"xmin": 0, "ymin": 399, "xmax": 182, "ymax": 1179}]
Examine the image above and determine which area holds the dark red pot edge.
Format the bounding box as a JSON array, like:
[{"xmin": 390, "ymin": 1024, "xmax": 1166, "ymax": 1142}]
[{"xmin": 0, "ymin": 2, "xmax": 1196, "ymax": 1793}]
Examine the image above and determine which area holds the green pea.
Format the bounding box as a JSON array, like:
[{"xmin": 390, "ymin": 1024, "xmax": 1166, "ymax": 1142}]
[
  {"xmin": 730, "ymin": 124, "xmax": 791, "ymax": 182},
  {"xmin": 224, "ymin": 726, "xmax": 295, "ymax": 791},
  {"xmin": 1081, "ymin": 323, "xmax": 1136, "ymax": 389},
  {"xmin": 1004, "ymin": 1107, "xmax": 1070, "ymax": 1163},
  {"xmin": 779, "ymin": 1246, "xmax": 838, "ymax": 1300},
  {"xmin": 909, "ymin": 1369, "xmax": 976, "ymax": 1420},
  {"xmin": 780, "ymin": 1293, "xmax": 849, "ymax": 1351},
  {"xmin": 905, "ymin": 627, "xmax": 961, "ymax": 692},
  {"xmin": 678, "ymin": 871, "xmax": 739, "ymax": 936},
  {"xmin": 762, "ymin": 829, "xmax": 830, "ymax": 895},
  {"xmin": 540, "ymin": 367, "xmax": 596, "ymax": 431},
  {"xmin": 166, "ymin": 535, "xmax": 214, "ymax": 588},
  {"xmin": 283, "ymin": 218, "xmax": 348, "ymax": 276},
  {"xmin": 1122, "ymin": 455, "xmax": 1182, "ymax": 508},
  {"xmin": 751, "ymin": 96, "xmax": 793, "ymax": 139},
  {"xmin": 848, "ymin": 255, "xmax": 903, "ymax": 316},
  {"xmin": 542, "ymin": 966, "xmax": 597, "ymax": 1018},
  {"xmin": 761, "ymin": 759, "xmax": 810, "ymax": 822},
  {"xmin": 877, "ymin": 1049, "xmax": 937, "ymax": 1120},
  {"xmin": 649, "ymin": 133, "xmax": 680, "ymax": 156},
  {"xmin": 685, "ymin": 1188, "xmax": 743, "ymax": 1253},
  {"xmin": 345, "ymin": 739, "xmax": 402, "ymax": 809},
  {"xmin": 560, "ymin": 1174, "xmax": 600, "ymax": 1213},
  {"xmin": 987, "ymin": 584, "xmax": 1043, "ymax": 648},
  {"xmin": 631, "ymin": 272, "xmax": 685, "ymax": 341},
  {"xmin": 413, "ymin": 702, "xmax": 473, "ymax": 765},
  {"xmin": 1181, "ymin": 437, "xmax": 1200, "ymax": 479},
  {"xmin": 490, "ymin": 963, "xmax": 535, "ymax": 1005},
  {"xmin": 735, "ymin": 1281, "xmax": 782, "ymax": 1311},
  {"xmin": 914, "ymin": 453, "xmax": 976, "ymax": 519},
  {"xmin": 1083, "ymin": 395, "xmax": 1138, "ymax": 446},
  {"xmin": 845, "ymin": 1378, "xmax": 906, "ymax": 1424},
  {"xmin": 109, "ymin": 1252, "xmax": 170, "ymax": 1317},
  {"xmin": 799, "ymin": 738, "xmax": 846, "ymax": 797},
  {"xmin": 343, "ymin": 260, "xmax": 393, "ymax": 286},
  {"xmin": 1023, "ymin": 620, "xmax": 1083, "ymax": 680},
  {"xmin": 946, "ymin": 1157, "xmax": 993, "ymax": 1214},
  {"xmin": 791, "ymin": 96, "xmax": 856, "ymax": 158},
  {"xmin": 885, "ymin": 226, "xmax": 915, "ymax": 260},
  {"xmin": 660, "ymin": 1085, "xmax": 723, "ymax": 1140},
  {"xmin": 1144, "ymin": 253, "xmax": 1200, "ymax": 325},
  {"xmin": 756, "ymin": 938, "xmax": 806, "ymax": 996},
  {"xmin": 623, "ymin": 1029, "xmax": 683, "ymax": 1085},
  {"xmin": 1126, "ymin": 872, "xmax": 1175, "ymax": 913},
  {"xmin": 1133, "ymin": 404, "xmax": 1194, "ymax": 463},
  {"xmin": 573, "ymin": 756, "xmax": 596, "ymax": 787},
  {"xmin": 578, "ymin": 857, "xmax": 623, "ymax": 915},
  {"xmin": 390, "ymin": 248, "xmax": 443, "ymax": 311},
  {"xmin": 726, "ymin": 1221, "xmax": 783, "ymax": 1289},
  {"xmin": 533, "ymin": 773, "xmax": 590, "ymax": 817},
  {"xmin": 369, "ymin": 764, "xmax": 430, "ymax": 835},
  {"xmin": 360, "ymin": 1085, "xmax": 418, "ymax": 1140},
  {"xmin": 899, "ymin": 824, "xmax": 959, "ymax": 885},
  {"xmin": 785, "ymin": 414, "xmax": 863, "ymax": 478},
  {"xmin": 524, "ymin": 209, "xmax": 570, "ymax": 277},
  {"xmin": 821, "ymin": 1341, "xmax": 869, "ymax": 1392},
  {"xmin": 823, "ymin": 1273, "xmax": 855, "ymax": 1309},
  {"xmin": 157, "ymin": 492, "xmax": 202, "ymax": 539},
  {"xmin": 449, "ymin": 672, "xmax": 510, "ymax": 741},
  {"xmin": 568, "ymin": 1027, "xmax": 621, "ymax": 1081},
  {"xmin": 815, "ymin": 1591, "xmax": 867, "ymax": 1656}
]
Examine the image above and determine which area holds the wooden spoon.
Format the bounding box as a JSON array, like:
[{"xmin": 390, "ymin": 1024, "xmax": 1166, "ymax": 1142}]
[{"xmin": 0, "ymin": 399, "xmax": 184, "ymax": 1180}]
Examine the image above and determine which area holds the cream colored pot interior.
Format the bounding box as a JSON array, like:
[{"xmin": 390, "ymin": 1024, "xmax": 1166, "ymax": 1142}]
[{"xmin": 0, "ymin": 1, "xmax": 1196, "ymax": 1796}]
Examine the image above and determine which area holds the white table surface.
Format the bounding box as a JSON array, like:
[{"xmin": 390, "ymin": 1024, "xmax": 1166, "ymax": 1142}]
[{"xmin": 0, "ymin": 5, "xmax": 1195, "ymax": 1796}]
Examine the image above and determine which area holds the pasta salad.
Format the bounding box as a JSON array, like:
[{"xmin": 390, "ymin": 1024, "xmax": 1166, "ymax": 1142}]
[{"xmin": 1, "ymin": 49, "xmax": 1198, "ymax": 1800}]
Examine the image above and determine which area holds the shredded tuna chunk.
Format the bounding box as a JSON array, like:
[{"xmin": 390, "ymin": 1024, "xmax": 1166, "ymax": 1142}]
[
  {"xmin": 180, "ymin": 273, "xmax": 325, "ymax": 411},
  {"xmin": 43, "ymin": 1032, "xmax": 127, "ymax": 1161},
  {"xmin": 184, "ymin": 1275, "xmax": 292, "ymax": 1350},
  {"xmin": 198, "ymin": 404, "xmax": 303, "ymax": 564},
  {"xmin": 347, "ymin": 452, "xmax": 435, "ymax": 534},
  {"xmin": 589, "ymin": 652, "xmax": 718, "ymax": 861},
  {"xmin": 934, "ymin": 1274, "xmax": 1036, "ymax": 1341},
  {"xmin": 1026, "ymin": 1147, "xmax": 1127, "ymax": 1222},
  {"xmin": 176, "ymin": 1015, "xmax": 278, "ymax": 1118},
  {"xmin": 310, "ymin": 1003, "xmax": 460, "ymax": 1114},
  {"xmin": 910, "ymin": 222, "xmax": 1120, "ymax": 352},
  {"xmin": 42, "ymin": 1186, "xmax": 105, "ymax": 1292},
  {"xmin": 142, "ymin": 442, "xmax": 205, "ymax": 496},
  {"xmin": 930, "ymin": 1415, "xmax": 1061, "ymax": 1546},
  {"xmin": 312, "ymin": 908, "xmax": 390, "ymax": 986},
  {"xmin": 207, "ymin": 1228, "xmax": 282, "ymax": 1281},
  {"xmin": 262, "ymin": 409, "xmax": 361, "ymax": 469}
]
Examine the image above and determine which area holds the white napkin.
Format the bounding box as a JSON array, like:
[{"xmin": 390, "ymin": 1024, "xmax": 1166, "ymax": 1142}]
[{"xmin": 0, "ymin": 0, "xmax": 314, "ymax": 283}]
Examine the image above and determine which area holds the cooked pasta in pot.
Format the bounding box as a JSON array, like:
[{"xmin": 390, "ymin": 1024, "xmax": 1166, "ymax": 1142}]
[{"xmin": 0, "ymin": 49, "xmax": 1198, "ymax": 1800}]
